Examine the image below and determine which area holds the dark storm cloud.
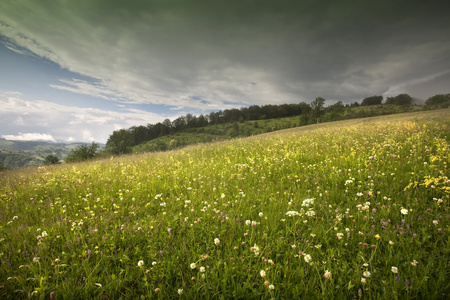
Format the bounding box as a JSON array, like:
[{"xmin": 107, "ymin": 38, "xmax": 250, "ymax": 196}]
[{"xmin": 0, "ymin": 0, "xmax": 449, "ymax": 109}]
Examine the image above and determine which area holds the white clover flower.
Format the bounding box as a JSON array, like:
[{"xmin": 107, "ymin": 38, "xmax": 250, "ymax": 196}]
[
  {"xmin": 268, "ymin": 284, "xmax": 275, "ymax": 290},
  {"xmin": 304, "ymin": 254, "xmax": 312, "ymax": 263},
  {"xmin": 199, "ymin": 266, "xmax": 206, "ymax": 273},
  {"xmin": 400, "ymin": 208, "xmax": 408, "ymax": 215},
  {"xmin": 41, "ymin": 231, "xmax": 48, "ymax": 237},
  {"xmin": 411, "ymin": 260, "xmax": 419, "ymax": 266},
  {"xmin": 245, "ymin": 220, "xmax": 251, "ymax": 226},
  {"xmin": 177, "ymin": 289, "xmax": 183, "ymax": 295},
  {"xmin": 152, "ymin": 261, "xmax": 157, "ymax": 266},
  {"xmin": 190, "ymin": 263, "xmax": 196, "ymax": 269},
  {"xmin": 361, "ymin": 278, "xmax": 366, "ymax": 284},
  {"xmin": 33, "ymin": 257, "xmax": 40, "ymax": 263},
  {"xmin": 391, "ymin": 266, "xmax": 398, "ymax": 273},
  {"xmin": 137, "ymin": 260, "xmax": 144, "ymax": 267},
  {"xmin": 214, "ymin": 238, "xmax": 220, "ymax": 245},
  {"xmin": 260, "ymin": 270, "xmax": 266, "ymax": 278},
  {"xmin": 432, "ymin": 220, "xmax": 439, "ymax": 226},
  {"xmin": 259, "ymin": 212, "xmax": 263, "ymax": 217},
  {"xmin": 323, "ymin": 270, "xmax": 332, "ymax": 280},
  {"xmin": 363, "ymin": 271, "xmax": 371, "ymax": 277}
]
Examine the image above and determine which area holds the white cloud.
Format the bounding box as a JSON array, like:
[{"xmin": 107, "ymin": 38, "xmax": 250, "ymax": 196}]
[
  {"xmin": 2, "ymin": 132, "xmax": 56, "ymax": 142},
  {"xmin": 0, "ymin": 91, "xmax": 170, "ymax": 143}
]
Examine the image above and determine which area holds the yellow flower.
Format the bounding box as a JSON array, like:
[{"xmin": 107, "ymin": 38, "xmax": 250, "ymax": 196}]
[{"xmin": 374, "ymin": 234, "xmax": 381, "ymax": 240}]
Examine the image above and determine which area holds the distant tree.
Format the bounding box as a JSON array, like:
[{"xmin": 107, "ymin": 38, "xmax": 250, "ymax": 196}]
[
  {"xmin": 385, "ymin": 94, "xmax": 413, "ymax": 105},
  {"xmin": 310, "ymin": 97, "xmax": 326, "ymax": 122},
  {"xmin": 425, "ymin": 94, "xmax": 450, "ymax": 107},
  {"xmin": 44, "ymin": 155, "xmax": 60, "ymax": 165},
  {"xmin": 65, "ymin": 142, "xmax": 99, "ymax": 163},
  {"xmin": 105, "ymin": 129, "xmax": 133, "ymax": 154},
  {"xmin": 361, "ymin": 96, "xmax": 383, "ymax": 106},
  {"xmin": 197, "ymin": 114, "xmax": 209, "ymax": 127}
]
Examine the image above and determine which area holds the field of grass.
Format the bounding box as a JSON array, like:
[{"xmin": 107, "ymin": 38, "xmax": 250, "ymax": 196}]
[{"xmin": 1, "ymin": 109, "xmax": 449, "ymax": 299}]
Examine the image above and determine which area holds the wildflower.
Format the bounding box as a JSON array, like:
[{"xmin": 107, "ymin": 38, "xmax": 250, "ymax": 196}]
[
  {"xmin": 336, "ymin": 233, "xmax": 344, "ymax": 240},
  {"xmin": 391, "ymin": 266, "xmax": 398, "ymax": 273},
  {"xmin": 214, "ymin": 238, "xmax": 220, "ymax": 245},
  {"xmin": 304, "ymin": 254, "xmax": 312, "ymax": 263},
  {"xmin": 13, "ymin": 216, "xmax": 18, "ymax": 220},
  {"xmin": 268, "ymin": 284, "xmax": 275, "ymax": 290},
  {"xmin": 389, "ymin": 240, "xmax": 395, "ymax": 245},
  {"xmin": 245, "ymin": 220, "xmax": 251, "ymax": 225},
  {"xmin": 200, "ymin": 266, "xmax": 206, "ymax": 273},
  {"xmin": 177, "ymin": 289, "xmax": 183, "ymax": 295},
  {"xmin": 264, "ymin": 280, "xmax": 270, "ymax": 286},
  {"xmin": 374, "ymin": 234, "xmax": 381, "ymax": 240},
  {"xmin": 152, "ymin": 261, "xmax": 157, "ymax": 266},
  {"xmin": 259, "ymin": 212, "xmax": 263, "ymax": 217},
  {"xmin": 305, "ymin": 210, "xmax": 315, "ymax": 217},
  {"xmin": 411, "ymin": 260, "xmax": 419, "ymax": 266},
  {"xmin": 432, "ymin": 220, "xmax": 439, "ymax": 226},
  {"xmin": 190, "ymin": 263, "xmax": 196, "ymax": 269},
  {"xmin": 33, "ymin": 257, "xmax": 40, "ymax": 263},
  {"xmin": 268, "ymin": 259, "xmax": 275, "ymax": 266},
  {"xmin": 286, "ymin": 211, "xmax": 300, "ymax": 217},
  {"xmin": 260, "ymin": 270, "xmax": 266, "ymax": 277},
  {"xmin": 251, "ymin": 244, "xmax": 260, "ymax": 256},
  {"xmin": 154, "ymin": 288, "xmax": 160, "ymax": 293},
  {"xmin": 400, "ymin": 208, "xmax": 408, "ymax": 215},
  {"xmin": 137, "ymin": 260, "xmax": 144, "ymax": 267},
  {"xmin": 361, "ymin": 278, "xmax": 366, "ymax": 284},
  {"xmin": 363, "ymin": 271, "xmax": 371, "ymax": 277},
  {"xmin": 323, "ymin": 270, "xmax": 332, "ymax": 280}
]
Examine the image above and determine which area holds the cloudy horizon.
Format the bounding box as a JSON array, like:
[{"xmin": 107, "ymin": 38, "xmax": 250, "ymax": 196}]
[{"xmin": 1, "ymin": 0, "xmax": 449, "ymax": 143}]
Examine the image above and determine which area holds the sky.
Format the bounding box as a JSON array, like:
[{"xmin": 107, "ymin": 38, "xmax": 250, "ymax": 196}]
[{"xmin": 0, "ymin": 0, "xmax": 449, "ymax": 143}]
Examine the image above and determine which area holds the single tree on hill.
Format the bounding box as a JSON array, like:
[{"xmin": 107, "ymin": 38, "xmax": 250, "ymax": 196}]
[
  {"xmin": 361, "ymin": 95, "xmax": 383, "ymax": 106},
  {"xmin": 385, "ymin": 94, "xmax": 413, "ymax": 105},
  {"xmin": 44, "ymin": 155, "xmax": 60, "ymax": 165}
]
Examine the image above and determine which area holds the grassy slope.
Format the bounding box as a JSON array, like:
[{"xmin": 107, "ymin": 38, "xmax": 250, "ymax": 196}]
[
  {"xmin": 132, "ymin": 105, "xmax": 425, "ymax": 154},
  {"xmin": 0, "ymin": 109, "xmax": 449, "ymax": 299}
]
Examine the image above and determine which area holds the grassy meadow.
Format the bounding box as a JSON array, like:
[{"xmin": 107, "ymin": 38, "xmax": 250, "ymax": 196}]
[{"xmin": 1, "ymin": 109, "xmax": 449, "ymax": 299}]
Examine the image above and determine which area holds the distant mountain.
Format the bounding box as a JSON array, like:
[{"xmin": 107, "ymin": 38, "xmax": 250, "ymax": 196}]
[
  {"xmin": 0, "ymin": 139, "xmax": 105, "ymax": 169},
  {"xmin": 0, "ymin": 138, "xmax": 96, "ymax": 151}
]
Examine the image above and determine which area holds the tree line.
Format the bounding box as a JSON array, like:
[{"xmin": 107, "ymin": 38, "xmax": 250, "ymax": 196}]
[
  {"xmin": 32, "ymin": 92, "xmax": 447, "ymax": 166},
  {"xmin": 103, "ymin": 93, "xmax": 449, "ymax": 155}
]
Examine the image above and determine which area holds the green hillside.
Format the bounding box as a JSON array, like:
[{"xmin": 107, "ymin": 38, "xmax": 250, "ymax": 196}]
[
  {"xmin": 132, "ymin": 104, "xmax": 425, "ymax": 154},
  {"xmin": 0, "ymin": 140, "xmax": 103, "ymax": 169},
  {"xmin": 0, "ymin": 109, "xmax": 449, "ymax": 299}
]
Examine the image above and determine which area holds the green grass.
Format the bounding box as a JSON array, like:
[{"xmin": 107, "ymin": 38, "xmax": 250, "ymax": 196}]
[{"xmin": 1, "ymin": 109, "xmax": 449, "ymax": 299}]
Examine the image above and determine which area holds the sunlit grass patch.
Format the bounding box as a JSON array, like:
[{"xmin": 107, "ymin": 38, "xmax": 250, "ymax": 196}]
[{"xmin": 0, "ymin": 109, "xmax": 449, "ymax": 299}]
